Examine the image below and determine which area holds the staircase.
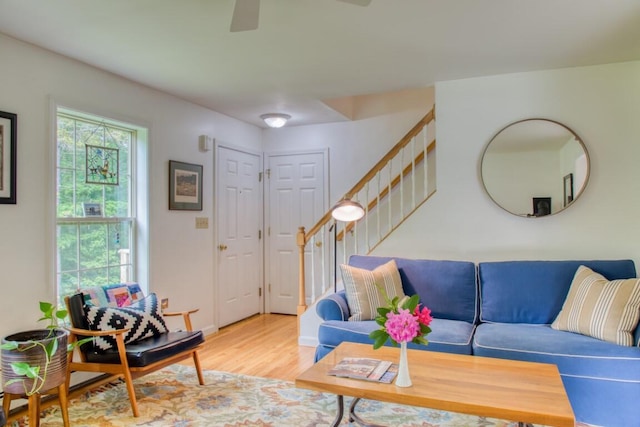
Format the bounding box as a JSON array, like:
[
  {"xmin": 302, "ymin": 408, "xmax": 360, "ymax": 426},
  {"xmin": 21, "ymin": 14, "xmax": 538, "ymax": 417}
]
[{"xmin": 296, "ymin": 107, "xmax": 436, "ymax": 322}]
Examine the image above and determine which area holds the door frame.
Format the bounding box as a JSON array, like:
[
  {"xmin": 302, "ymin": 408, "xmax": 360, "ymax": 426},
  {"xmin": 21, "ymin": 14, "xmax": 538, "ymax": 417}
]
[
  {"xmin": 214, "ymin": 141, "xmax": 265, "ymax": 327},
  {"xmin": 264, "ymin": 148, "xmax": 329, "ymax": 314}
]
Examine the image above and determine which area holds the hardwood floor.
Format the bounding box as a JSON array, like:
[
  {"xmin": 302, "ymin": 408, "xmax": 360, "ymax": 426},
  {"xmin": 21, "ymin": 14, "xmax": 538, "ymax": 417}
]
[{"xmin": 195, "ymin": 313, "xmax": 316, "ymax": 382}]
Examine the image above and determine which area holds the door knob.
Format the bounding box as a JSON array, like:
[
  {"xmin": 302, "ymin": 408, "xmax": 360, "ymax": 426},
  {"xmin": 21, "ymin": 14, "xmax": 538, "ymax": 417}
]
[{"xmin": 218, "ymin": 244, "xmax": 228, "ymax": 251}]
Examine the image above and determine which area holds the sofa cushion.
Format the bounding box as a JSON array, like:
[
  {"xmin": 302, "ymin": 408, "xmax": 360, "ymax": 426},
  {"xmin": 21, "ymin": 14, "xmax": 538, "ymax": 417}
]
[
  {"xmin": 473, "ymin": 322, "xmax": 640, "ymax": 382},
  {"xmin": 85, "ymin": 293, "xmax": 168, "ymax": 351},
  {"xmin": 348, "ymin": 256, "xmax": 478, "ymax": 323},
  {"xmin": 551, "ymin": 265, "xmax": 640, "ymax": 346},
  {"xmin": 340, "ymin": 259, "xmax": 404, "ymax": 321},
  {"xmin": 318, "ymin": 318, "xmax": 475, "ymax": 356},
  {"xmin": 478, "ymin": 260, "xmax": 637, "ymax": 324}
]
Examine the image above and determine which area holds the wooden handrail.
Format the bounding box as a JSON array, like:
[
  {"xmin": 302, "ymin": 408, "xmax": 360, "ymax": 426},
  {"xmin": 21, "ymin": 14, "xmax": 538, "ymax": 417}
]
[
  {"xmin": 296, "ymin": 107, "xmax": 435, "ymax": 317},
  {"xmin": 302, "ymin": 107, "xmax": 435, "ymax": 244},
  {"xmin": 337, "ymin": 138, "xmax": 436, "ymax": 241}
]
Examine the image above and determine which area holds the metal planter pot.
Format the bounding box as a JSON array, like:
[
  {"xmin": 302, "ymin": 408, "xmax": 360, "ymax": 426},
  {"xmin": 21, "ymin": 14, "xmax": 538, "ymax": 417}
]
[{"xmin": 1, "ymin": 329, "xmax": 68, "ymax": 395}]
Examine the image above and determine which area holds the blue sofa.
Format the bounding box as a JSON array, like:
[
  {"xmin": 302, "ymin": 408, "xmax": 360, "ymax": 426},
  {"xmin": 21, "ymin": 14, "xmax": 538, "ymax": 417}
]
[{"xmin": 315, "ymin": 255, "xmax": 640, "ymax": 427}]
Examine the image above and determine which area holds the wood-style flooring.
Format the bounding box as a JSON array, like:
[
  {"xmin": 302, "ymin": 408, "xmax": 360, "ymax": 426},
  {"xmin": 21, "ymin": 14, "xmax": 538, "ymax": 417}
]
[{"xmin": 196, "ymin": 313, "xmax": 316, "ymax": 381}]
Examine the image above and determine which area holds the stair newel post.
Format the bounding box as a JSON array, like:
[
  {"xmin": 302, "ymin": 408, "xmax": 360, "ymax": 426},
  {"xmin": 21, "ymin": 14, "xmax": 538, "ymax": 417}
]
[{"xmin": 296, "ymin": 226, "xmax": 307, "ymax": 333}]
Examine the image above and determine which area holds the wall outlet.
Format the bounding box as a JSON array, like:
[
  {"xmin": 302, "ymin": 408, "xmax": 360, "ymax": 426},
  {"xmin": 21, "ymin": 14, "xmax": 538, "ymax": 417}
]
[
  {"xmin": 161, "ymin": 298, "xmax": 169, "ymax": 309},
  {"xmin": 195, "ymin": 217, "xmax": 208, "ymax": 229}
]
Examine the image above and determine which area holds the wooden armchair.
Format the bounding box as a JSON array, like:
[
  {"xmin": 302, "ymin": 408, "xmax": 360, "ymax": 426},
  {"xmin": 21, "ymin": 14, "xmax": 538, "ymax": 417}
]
[{"xmin": 64, "ymin": 290, "xmax": 205, "ymax": 417}]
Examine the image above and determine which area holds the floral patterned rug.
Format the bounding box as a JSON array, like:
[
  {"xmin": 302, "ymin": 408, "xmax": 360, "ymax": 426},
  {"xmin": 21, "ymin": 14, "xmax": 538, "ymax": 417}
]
[{"xmin": 10, "ymin": 365, "xmax": 578, "ymax": 426}]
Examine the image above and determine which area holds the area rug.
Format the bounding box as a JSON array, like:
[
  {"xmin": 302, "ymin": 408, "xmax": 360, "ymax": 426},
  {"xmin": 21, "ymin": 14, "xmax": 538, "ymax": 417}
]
[{"xmin": 11, "ymin": 365, "xmax": 568, "ymax": 426}]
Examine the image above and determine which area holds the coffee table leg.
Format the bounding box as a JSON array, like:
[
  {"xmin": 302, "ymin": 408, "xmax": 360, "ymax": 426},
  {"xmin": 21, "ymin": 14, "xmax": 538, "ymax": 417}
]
[
  {"xmin": 517, "ymin": 423, "xmax": 534, "ymax": 427},
  {"xmin": 348, "ymin": 397, "xmax": 385, "ymax": 427},
  {"xmin": 330, "ymin": 395, "xmax": 345, "ymax": 427}
]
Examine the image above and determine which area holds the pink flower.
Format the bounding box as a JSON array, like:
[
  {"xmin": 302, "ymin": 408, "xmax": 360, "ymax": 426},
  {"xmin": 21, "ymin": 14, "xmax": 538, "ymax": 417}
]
[
  {"xmin": 414, "ymin": 304, "xmax": 433, "ymax": 326},
  {"xmin": 384, "ymin": 308, "xmax": 420, "ymax": 343}
]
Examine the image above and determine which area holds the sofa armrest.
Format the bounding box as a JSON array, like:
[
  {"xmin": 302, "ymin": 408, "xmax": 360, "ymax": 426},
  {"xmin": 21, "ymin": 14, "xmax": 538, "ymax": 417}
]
[{"xmin": 316, "ymin": 291, "xmax": 350, "ymax": 321}]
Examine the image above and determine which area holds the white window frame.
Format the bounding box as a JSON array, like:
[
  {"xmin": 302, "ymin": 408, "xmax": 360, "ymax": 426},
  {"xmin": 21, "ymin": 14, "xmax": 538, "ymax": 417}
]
[{"xmin": 52, "ymin": 104, "xmax": 149, "ymax": 302}]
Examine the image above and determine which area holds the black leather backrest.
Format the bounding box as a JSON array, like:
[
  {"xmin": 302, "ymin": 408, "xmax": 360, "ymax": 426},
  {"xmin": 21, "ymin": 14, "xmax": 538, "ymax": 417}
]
[
  {"xmin": 67, "ymin": 293, "xmax": 90, "ymax": 330},
  {"xmin": 65, "ymin": 293, "xmax": 96, "ymax": 353}
]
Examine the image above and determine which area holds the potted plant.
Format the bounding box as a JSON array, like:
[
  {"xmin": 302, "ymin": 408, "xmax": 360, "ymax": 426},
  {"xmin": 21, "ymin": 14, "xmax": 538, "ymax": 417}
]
[{"xmin": 1, "ymin": 302, "xmax": 71, "ymax": 396}]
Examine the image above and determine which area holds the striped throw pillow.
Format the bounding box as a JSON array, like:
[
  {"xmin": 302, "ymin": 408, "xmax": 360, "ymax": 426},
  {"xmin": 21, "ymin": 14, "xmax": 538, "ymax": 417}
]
[
  {"xmin": 551, "ymin": 265, "xmax": 640, "ymax": 346},
  {"xmin": 340, "ymin": 259, "xmax": 405, "ymax": 321}
]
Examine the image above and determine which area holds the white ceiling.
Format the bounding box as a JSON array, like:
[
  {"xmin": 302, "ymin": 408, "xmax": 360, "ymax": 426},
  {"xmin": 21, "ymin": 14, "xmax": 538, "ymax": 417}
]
[{"xmin": 1, "ymin": 0, "xmax": 639, "ymax": 128}]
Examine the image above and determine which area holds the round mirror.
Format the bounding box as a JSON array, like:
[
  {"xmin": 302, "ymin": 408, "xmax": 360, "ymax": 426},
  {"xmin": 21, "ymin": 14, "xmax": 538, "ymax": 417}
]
[{"xmin": 481, "ymin": 119, "xmax": 589, "ymax": 217}]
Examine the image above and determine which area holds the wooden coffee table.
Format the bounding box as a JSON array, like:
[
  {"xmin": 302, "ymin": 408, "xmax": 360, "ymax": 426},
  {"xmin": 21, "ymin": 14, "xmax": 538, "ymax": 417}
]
[{"xmin": 296, "ymin": 342, "xmax": 574, "ymax": 427}]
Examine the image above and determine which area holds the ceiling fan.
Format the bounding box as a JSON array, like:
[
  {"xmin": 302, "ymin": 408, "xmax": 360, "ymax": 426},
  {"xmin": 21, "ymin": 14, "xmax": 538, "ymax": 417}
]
[{"xmin": 230, "ymin": 0, "xmax": 372, "ymax": 32}]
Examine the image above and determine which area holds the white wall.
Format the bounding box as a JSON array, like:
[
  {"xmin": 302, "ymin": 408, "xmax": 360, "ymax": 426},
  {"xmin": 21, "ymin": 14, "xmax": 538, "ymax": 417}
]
[
  {"xmin": 0, "ymin": 34, "xmax": 262, "ymax": 340},
  {"xmin": 374, "ymin": 61, "xmax": 640, "ymax": 266},
  {"xmin": 263, "ymin": 87, "xmax": 435, "ymax": 206}
]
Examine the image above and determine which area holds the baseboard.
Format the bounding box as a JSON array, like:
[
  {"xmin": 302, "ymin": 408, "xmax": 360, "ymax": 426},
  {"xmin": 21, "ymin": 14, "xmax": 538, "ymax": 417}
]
[{"xmin": 298, "ymin": 335, "xmax": 318, "ymax": 347}]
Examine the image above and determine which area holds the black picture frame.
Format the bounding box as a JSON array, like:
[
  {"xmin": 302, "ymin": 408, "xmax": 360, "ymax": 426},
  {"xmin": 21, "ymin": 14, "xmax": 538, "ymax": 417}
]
[
  {"xmin": 0, "ymin": 110, "xmax": 17, "ymax": 204},
  {"xmin": 169, "ymin": 160, "xmax": 203, "ymax": 211},
  {"xmin": 563, "ymin": 173, "xmax": 574, "ymax": 207},
  {"xmin": 532, "ymin": 197, "xmax": 551, "ymax": 217}
]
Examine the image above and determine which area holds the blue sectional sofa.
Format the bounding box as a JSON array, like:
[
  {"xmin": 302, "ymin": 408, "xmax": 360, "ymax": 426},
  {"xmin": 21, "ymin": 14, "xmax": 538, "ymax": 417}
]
[{"xmin": 315, "ymin": 255, "xmax": 640, "ymax": 427}]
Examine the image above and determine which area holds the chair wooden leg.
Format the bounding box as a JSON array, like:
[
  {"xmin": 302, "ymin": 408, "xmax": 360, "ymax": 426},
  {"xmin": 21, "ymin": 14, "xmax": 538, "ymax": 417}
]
[
  {"xmin": 57, "ymin": 383, "xmax": 70, "ymax": 427},
  {"xmin": 2, "ymin": 394, "xmax": 12, "ymax": 422},
  {"xmin": 28, "ymin": 394, "xmax": 41, "ymax": 427},
  {"xmin": 121, "ymin": 370, "xmax": 140, "ymax": 417},
  {"xmin": 192, "ymin": 351, "xmax": 205, "ymax": 385}
]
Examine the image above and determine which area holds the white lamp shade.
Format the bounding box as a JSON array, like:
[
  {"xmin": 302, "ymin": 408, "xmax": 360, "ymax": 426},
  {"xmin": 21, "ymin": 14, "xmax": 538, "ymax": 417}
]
[
  {"xmin": 261, "ymin": 113, "xmax": 291, "ymax": 128},
  {"xmin": 331, "ymin": 199, "xmax": 365, "ymax": 222}
]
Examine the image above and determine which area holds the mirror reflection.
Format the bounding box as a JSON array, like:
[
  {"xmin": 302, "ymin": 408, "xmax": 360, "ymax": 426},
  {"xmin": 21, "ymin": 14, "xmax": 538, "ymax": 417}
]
[{"xmin": 481, "ymin": 119, "xmax": 589, "ymax": 217}]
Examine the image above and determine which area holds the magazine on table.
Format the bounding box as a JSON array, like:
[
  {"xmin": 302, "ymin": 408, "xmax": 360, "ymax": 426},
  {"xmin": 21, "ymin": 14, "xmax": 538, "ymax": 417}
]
[{"xmin": 328, "ymin": 357, "xmax": 397, "ymax": 383}]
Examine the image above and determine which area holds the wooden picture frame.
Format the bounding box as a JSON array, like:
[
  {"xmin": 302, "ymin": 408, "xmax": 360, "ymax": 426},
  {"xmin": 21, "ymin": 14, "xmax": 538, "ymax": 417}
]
[
  {"xmin": 169, "ymin": 160, "xmax": 203, "ymax": 211},
  {"xmin": 0, "ymin": 110, "xmax": 17, "ymax": 204},
  {"xmin": 563, "ymin": 173, "xmax": 574, "ymax": 207}
]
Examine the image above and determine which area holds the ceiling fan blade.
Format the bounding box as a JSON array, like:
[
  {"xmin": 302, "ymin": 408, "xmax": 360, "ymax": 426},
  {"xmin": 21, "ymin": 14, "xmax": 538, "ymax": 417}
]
[
  {"xmin": 230, "ymin": 0, "xmax": 260, "ymax": 32},
  {"xmin": 337, "ymin": 0, "xmax": 372, "ymax": 6}
]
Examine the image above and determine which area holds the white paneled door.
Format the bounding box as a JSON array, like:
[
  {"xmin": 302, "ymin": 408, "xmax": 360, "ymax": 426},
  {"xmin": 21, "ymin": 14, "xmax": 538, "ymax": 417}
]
[
  {"xmin": 266, "ymin": 151, "xmax": 327, "ymax": 314},
  {"xmin": 216, "ymin": 145, "xmax": 262, "ymax": 327}
]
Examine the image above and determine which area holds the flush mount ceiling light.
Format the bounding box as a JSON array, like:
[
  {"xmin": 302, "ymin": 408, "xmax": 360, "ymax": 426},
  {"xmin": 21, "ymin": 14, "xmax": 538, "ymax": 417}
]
[{"xmin": 261, "ymin": 113, "xmax": 291, "ymax": 128}]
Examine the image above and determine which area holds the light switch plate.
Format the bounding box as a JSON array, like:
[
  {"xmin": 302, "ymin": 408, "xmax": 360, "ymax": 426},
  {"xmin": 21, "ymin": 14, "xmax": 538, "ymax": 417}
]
[{"xmin": 195, "ymin": 217, "xmax": 208, "ymax": 229}]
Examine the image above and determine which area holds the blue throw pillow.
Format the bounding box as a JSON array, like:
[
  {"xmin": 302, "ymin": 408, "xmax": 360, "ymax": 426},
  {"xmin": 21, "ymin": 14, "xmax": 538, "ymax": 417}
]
[{"xmin": 85, "ymin": 293, "xmax": 168, "ymax": 351}]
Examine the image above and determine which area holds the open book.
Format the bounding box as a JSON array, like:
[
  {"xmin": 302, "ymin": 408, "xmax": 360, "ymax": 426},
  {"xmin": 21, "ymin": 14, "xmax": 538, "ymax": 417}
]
[{"xmin": 328, "ymin": 357, "xmax": 397, "ymax": 383}]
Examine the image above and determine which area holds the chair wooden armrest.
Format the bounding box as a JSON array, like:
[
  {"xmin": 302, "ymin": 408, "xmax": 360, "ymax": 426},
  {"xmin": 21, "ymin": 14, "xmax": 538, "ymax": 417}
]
[
  {"xmin": 162, "ymin": 308, "xmax": 199, "ymax": 332},
  {"xmin": 67, "ymin": 326, "xmax": 131, "ymax": 338}
]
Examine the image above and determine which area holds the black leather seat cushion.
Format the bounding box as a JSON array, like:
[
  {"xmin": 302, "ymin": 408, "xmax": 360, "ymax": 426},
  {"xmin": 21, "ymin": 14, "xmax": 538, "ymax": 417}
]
[{"xmin": 84, "ymin": 330, "xmax": 204, "ymax": 367}]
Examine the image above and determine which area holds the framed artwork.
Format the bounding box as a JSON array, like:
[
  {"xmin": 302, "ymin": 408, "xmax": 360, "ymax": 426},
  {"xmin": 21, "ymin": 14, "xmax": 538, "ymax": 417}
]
[
  {"xmin": 532, "ymin": 197, "xmax": 551, "ymax": 217},
  {"xmin": 563, "ymin": 173, "xmax": 574, "ymax": 207},
  {"xmin": 83, "ymin": 202, "xmax": 103, "ymax": 217},
  {"xmin": 86, "ymin": 144, "xmax": 119, "ymax": 185},
  {"xmin": 0, "ymin": 110, "xmax": 17, "ymax": 204},
  {"xmin": 169, "ymin": 160, "xmax": 203, "ymax": 210}
]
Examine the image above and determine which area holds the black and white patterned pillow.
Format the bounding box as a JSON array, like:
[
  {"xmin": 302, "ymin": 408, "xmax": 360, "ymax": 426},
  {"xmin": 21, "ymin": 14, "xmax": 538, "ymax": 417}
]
[{"xmin": 85, "ymin": 293, "xmax": 168, "ymax": 351}]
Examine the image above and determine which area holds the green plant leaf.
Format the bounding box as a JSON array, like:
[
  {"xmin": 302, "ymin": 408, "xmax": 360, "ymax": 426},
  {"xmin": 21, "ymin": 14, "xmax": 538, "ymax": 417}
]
[
  {"xmin": 0, "ymin": 341, "xmax": 19, "ymax": 350},
  {"xmin": 372, "ymin": 334, "xmax": 388, "ymax": 349},
  {"xmin": 45, "ymin": 337, "xmax": 59, "ymax": 358},
  {"xmin": 401, "ymin": 294, "xmax": 420, "ymax": 312},
  {"xmin": 10, "ymin": 362, "xmax": 40, "ymax": 379},
  {"xmin": 39, "ymin": 301, "xmax": 54, "ymax": 316}
]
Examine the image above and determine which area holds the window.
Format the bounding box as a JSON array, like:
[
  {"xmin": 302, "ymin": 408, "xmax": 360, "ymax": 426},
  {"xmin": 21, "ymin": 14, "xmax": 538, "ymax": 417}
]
[{"xmin": 55, "ymin": 108, "xmax": 143, "ymax": 301}]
